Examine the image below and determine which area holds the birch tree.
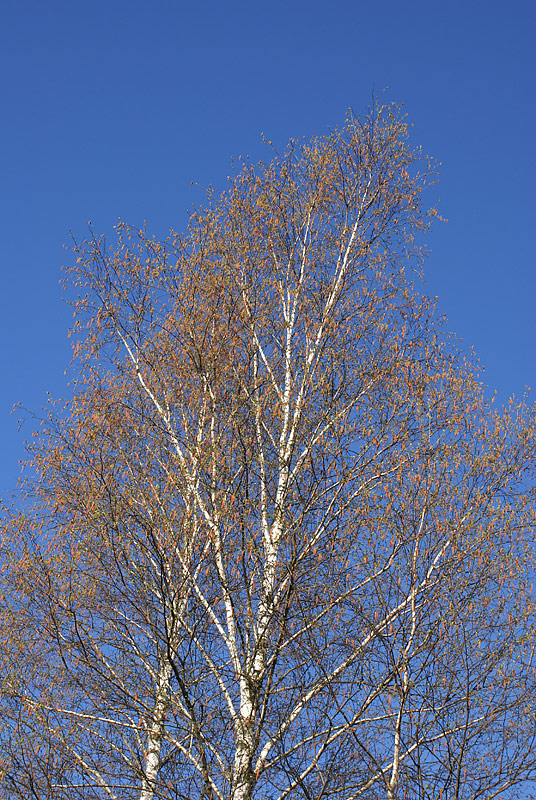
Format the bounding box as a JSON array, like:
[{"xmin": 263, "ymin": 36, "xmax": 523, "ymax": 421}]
[{"xmin": 1, "ymin": 105, "xmax": 535, "ymax": 800}]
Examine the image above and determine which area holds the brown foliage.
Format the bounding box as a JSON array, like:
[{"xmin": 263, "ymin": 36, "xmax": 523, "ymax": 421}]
[{"xmin": 1, "ymin": 105, "xmax": 535, "ymax": 800}]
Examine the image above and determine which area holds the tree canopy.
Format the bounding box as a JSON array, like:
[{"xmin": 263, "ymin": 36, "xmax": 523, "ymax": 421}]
[{"xmin": 1, "ymin": 105, "xmax": 535, "ymax": 800}]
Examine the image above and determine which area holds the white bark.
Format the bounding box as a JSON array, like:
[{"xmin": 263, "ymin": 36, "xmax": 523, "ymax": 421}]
[{"xmin": 139, "ymin": 661, "xmax": 173, "ymax": 800}]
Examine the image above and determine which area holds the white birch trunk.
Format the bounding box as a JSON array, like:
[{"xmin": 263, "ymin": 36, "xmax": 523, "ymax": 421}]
[
  {"xmin": 139, "ymin": 660, "xmax": 172, "ymax": 800},
  {"xmin": 232, "ymin": 700, "xmax": 255, "ymax": 800}
]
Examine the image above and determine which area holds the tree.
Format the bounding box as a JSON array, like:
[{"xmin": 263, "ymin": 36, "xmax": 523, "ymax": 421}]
[{"xmin": 1, "ymin": 105, "xmax": 535, "ymax": 800}]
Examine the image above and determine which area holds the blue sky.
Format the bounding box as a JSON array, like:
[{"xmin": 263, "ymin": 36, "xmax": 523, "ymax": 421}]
[{"xmin": 1, "ymin": 0, "xmax": 534, "ymax": 501}]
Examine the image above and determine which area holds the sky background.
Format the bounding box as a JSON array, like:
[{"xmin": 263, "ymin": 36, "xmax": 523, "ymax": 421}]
[{"xmin": 1, "ymin": 0, "xmax": 534, "ymax": 502}]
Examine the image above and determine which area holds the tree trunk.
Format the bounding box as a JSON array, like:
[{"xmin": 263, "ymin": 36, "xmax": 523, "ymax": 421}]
[{"xmin": 139, "ymin": 661, "xmax": 172, "ymax": 800}]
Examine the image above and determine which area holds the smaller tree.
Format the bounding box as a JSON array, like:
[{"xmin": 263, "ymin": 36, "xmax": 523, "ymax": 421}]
[{"xmin": 1, "ymin": 104, "xmax": 535, "ymax": 800}]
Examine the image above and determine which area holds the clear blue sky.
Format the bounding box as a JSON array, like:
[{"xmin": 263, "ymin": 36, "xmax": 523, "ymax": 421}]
[{"xmin": 1, "ymin": 0, "xmax": 534, "ymax": 501}]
